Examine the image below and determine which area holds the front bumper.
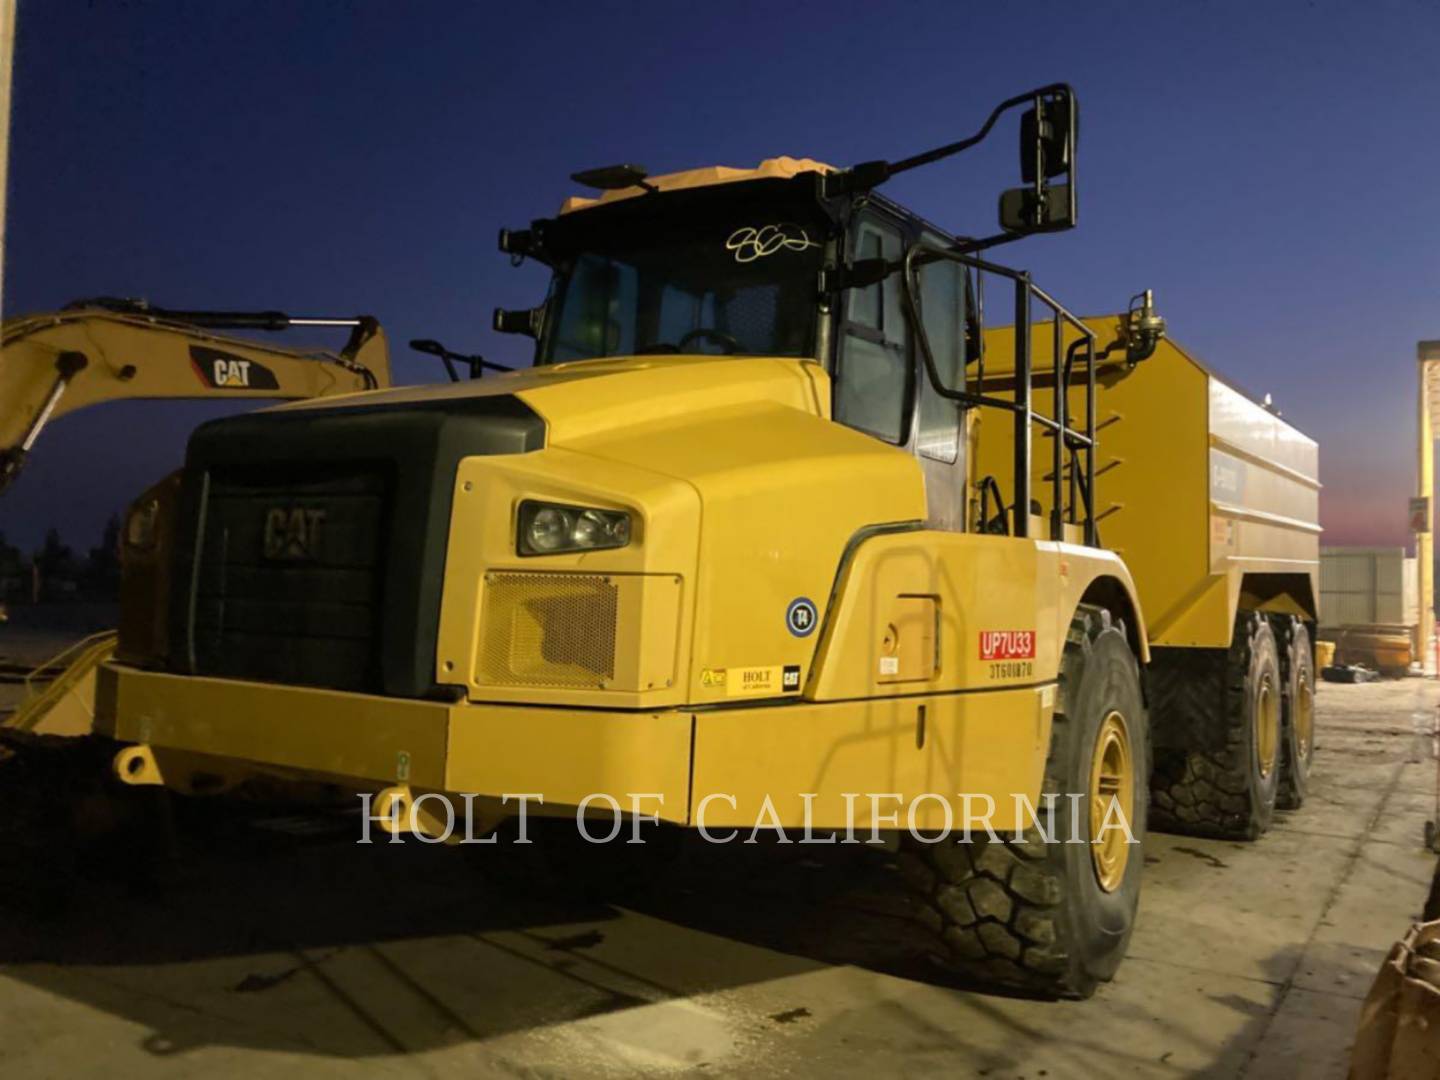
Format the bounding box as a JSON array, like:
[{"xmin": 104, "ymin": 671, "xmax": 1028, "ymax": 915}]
[
  {"xmin": 96, "ymin": 663, "xmax": 1053, "ymax": 832},
  {"xmin": 97, "ymin": 663, "xmax": 692, "ymax": 817}
]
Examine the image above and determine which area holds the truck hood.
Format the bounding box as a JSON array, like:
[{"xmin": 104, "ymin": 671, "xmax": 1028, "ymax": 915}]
[{"xmin": 269, "ymin": 355, "xmax": 833, "ymax": 445}]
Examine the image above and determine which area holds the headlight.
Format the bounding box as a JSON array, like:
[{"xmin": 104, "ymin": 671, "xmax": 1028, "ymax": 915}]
[{"xmin": 517, "ymin": 500, "xmax": 632, "ymax": 556}]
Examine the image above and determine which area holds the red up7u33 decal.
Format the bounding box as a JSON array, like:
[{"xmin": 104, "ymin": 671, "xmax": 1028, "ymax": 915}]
[{"xmin": 979, "ymin": 630, "xmax": 1036, "ymax": 660}]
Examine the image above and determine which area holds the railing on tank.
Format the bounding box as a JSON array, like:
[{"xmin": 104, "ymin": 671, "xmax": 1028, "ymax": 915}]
[{"xmin": 901, "ymin": 244, "xmax": 1098, "ymax": 546}]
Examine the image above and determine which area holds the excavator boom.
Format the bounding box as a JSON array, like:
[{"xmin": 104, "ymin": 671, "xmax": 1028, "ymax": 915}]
[{"xmin": 0, "ymin": 299, "xmax": 392, "ymax": 492}]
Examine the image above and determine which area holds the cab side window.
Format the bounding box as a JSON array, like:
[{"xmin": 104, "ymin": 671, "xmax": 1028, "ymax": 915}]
[{"xmin": 834, "ymin": 214, "xmax": 908, "ymax": 443}]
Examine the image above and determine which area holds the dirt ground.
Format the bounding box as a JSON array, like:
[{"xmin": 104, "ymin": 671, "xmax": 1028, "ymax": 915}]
[{"xmin": 0, "ymin": 673, "xmax": 1435, "ymax": 1078}]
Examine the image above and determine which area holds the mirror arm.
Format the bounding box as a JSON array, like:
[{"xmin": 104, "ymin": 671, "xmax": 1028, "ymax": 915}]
[
  {"xmin": 953, "ymin": 231, "xmax": 1025, "ymax": 256},
  {"xmin": 822, "ymin": 160, "xmax": 893, "ymax": 198},
  {"xmin": 409, "ymin": 338, "xmax": 512, "ymax": 381},
  {"xmin": 471, "ymin": 356, "xmax": 514, "ymax": 375},
  {"xmin": 825, "ymin": 83, "xmax": 1073, "ymax": 197}
]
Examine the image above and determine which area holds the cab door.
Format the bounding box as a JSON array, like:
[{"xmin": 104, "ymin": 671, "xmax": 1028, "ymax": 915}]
[
  {"xmin": 832, "ymin": 211, "xmax": 967, "ymax": 531},
  {"xmin": 832, "ymin": 209, "xmax": 911, "ymax": 447}
]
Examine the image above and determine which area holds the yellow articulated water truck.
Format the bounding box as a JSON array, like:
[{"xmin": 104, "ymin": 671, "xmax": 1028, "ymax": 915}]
[{"xmin": 90, "ymin": 86, "xmax": 1318, "ymax": 999}]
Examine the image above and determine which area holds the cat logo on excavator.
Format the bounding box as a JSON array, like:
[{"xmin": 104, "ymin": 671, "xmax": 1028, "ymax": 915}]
[{"xmin": 188, "ymin": 345, "xmax": 280, "ymax": 390}]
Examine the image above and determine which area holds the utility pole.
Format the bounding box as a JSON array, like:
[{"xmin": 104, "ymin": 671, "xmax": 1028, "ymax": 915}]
[{"xmin": 0, "ymin": 0, "xmax": 15, "ymax": 321}]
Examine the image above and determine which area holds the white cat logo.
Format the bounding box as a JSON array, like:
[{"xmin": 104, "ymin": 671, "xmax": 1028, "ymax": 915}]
[
  {"xmin": 189, "ymin": 345, "xmax": 279, "ymax": 390},
  {"xmin": 213, "ymin": 358, "xmax": 252, "ymax": 387}
]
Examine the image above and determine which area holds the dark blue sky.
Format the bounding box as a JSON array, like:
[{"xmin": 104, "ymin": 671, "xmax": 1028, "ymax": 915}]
[{"xmin": 5, "ymin": 0, "xmax": 1440, "ymax": 551}]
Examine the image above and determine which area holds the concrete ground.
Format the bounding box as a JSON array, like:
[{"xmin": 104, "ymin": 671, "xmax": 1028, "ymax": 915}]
[{"xmin": 0, "ymin": 674, "xmax": 1436, "ymax": 1078}]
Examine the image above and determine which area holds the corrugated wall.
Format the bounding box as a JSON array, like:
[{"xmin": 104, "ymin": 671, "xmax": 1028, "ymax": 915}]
[{"xmin": 1320, "ymin": 547, "xmax": 1414, "ymax": 627}]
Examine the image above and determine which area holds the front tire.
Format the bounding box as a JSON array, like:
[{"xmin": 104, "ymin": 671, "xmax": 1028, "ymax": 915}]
[{"xmin": 898, "ymin": 606, "xmax": 1148, "ymax": 999}]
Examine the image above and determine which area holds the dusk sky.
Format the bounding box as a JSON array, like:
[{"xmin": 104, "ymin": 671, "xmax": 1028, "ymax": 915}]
[{"xmin": 4, "ymin": 1, "xmax": 1439, "ymax": 552}]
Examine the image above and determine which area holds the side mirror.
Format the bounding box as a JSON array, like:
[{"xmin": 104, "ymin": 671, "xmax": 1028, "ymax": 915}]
[
  {"xmin": 998, "ymin": 184, "xmax": 1073, "ymax": 233},
  {"xmin": 1000, "ymin": 88, "xmax": 1077, "ymax": 236},
  {"xmin": 493, "ymin": 306, "xmax": 543, "ymax": 339},
  {"xmin": 1020, "ymin": 96, "xmax": 1074, "ymax": 183}
]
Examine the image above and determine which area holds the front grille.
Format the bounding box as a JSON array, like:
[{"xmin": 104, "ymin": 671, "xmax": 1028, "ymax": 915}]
[
  {"xmin": 478, "ymin": 573, "xmax": 619, "ymax": 688},
  {"xmin": 170, "ymin": 392, "xmax": 546, "ymax": 698},
  {"xmin": 190, "ymin": 465, "xmax": 389, "ymax": 692}
]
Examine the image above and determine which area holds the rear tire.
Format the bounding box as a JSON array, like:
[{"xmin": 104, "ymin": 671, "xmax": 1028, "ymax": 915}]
[
  {"xmin": 1150, "ymin": 612, "xmax": 1281, "ymax": 840},
  {"xmin": 897, "ymin": 606, "xmax": 1148, "ymax": 999},
  {"xmin": 1277, "ymin": 619, "xmax": 1315, "ymax": 810}
]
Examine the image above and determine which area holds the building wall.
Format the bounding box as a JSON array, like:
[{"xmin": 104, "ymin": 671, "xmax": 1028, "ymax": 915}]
[{"xmin": 1320, "ymin": 546, "xmax": 1415, "ymax": 628}]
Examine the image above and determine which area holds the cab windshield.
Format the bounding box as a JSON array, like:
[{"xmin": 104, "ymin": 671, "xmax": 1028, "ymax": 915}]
[{"xmin": 539, "ymin": 185, "xmax": 828, "ymax": 364}]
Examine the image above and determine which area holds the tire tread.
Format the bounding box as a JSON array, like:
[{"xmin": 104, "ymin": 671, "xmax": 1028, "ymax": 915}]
[
  {"xmin": 1149, "ymin": 613, "xmax": 1277, "ymax": 839},
  {"xmin": 898, "ymin": 605, "xmax": 1143, "ymax": 999}
]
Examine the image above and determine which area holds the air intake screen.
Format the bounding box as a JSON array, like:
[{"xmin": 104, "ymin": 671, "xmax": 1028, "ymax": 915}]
[{"xmin": 478, "ymin": 573, "xmax": 619, "ymax": 688}]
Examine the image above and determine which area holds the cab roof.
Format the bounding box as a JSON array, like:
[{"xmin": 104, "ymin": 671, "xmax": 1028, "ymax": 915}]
[{"xmin": 558, "ymin": 156, "xmax": 835, "ymax": 215}]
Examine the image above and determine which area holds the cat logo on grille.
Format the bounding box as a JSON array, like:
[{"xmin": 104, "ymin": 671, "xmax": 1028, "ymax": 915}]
[{"xmin": 263, "ymin": 507, "xmax": 326, "ymax": 561}]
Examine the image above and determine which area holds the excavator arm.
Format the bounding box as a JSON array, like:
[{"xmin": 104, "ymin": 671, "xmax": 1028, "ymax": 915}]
[{"xmin": 0, "ymin": 298, "xmax": 392, "ymax": 492}]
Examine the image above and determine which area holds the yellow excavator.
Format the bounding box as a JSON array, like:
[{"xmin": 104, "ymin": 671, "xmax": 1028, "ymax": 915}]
[
  {"xmin": 0, "ymin": 299, "xmax": 394, "ymax": 892},
  {"xmin": 0, "ymin": 298, "xmax": 399, "ymax": 755},
  {"xmin": 1, "ymin": 299, "xmax": 517, "ymax": 745},
  {"xmin": 1, "ymin": 297, "xmax": 393, "ymax": 493},
  {"xmin": 0, "ymin": 301, "xmax": 516, "ymax": 895}
]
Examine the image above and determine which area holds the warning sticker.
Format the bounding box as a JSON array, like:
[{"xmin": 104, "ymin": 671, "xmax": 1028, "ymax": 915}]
[{"xmin": 1210, "ymin": 517, "xmax": 1234, "ymax": 549}]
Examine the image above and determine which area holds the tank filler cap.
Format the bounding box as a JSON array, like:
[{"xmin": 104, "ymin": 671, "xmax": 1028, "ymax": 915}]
[{"xmin": 1123, "ymin": 289, "xmax": 1166, "ymax": 367}]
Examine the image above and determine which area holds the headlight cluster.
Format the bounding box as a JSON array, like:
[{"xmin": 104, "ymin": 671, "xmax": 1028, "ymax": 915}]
[{"xmin": 517, "ymin": 500, "xmax": 632, "ymax": 556}]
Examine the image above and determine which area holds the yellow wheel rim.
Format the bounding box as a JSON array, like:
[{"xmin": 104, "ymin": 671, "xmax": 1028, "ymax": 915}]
[
  {"xmin": 1090, "ymin": 710, "xmax": 1134, "ymax": 893},
  {"xmin": 1256, "ymin": 675, "xmax": 1279, "ymax": 778},
  {"xmin": 1294, "ymin": 675, "xmax": 1314, "ymax": 760}
]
